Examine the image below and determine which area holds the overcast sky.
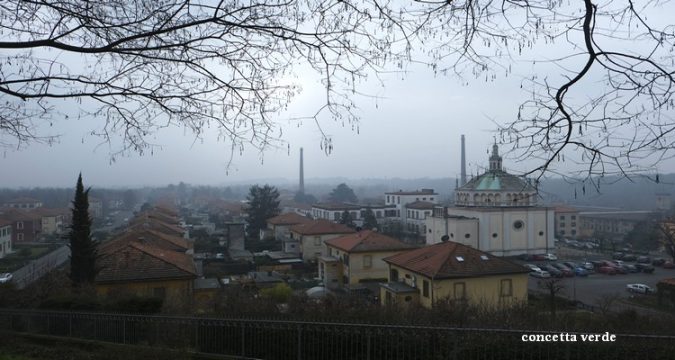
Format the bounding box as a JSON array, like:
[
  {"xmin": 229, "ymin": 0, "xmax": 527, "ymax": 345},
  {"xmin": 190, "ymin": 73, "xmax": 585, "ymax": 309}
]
[{"xmin": 2, "ymin": 1, "xmax": 674, "ymax": 189}]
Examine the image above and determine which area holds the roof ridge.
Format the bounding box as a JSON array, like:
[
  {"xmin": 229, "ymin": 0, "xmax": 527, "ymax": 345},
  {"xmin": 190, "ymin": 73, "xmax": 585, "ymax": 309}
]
[{"xmin": 129, "ymin": 242, "xmax": 195, "ymax": 275}]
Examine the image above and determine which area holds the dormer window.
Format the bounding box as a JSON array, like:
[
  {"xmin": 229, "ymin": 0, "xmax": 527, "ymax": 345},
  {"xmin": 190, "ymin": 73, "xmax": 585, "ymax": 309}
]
[{"xmin": 456, "ymin": 256, "xmax": 464, "ymax": 262}]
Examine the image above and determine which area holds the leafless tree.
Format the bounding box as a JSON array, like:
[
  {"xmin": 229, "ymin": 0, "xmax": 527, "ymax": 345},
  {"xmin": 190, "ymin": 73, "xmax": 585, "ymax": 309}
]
[
  {"xmin": 1, "ymin": 1, "xmax": 674, "ymax": 177},
  {"xmin": 658, "ymin": 220, "xmax": 675, "ymax": 261},
  {"xmin": 539, "ymin": 277, "xmax": 565, "ymax": 319}
]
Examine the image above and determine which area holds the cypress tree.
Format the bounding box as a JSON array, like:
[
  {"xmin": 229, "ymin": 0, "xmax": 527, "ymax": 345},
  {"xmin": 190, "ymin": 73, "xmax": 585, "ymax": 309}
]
[{"xmin": 68, "ymin": 173, "xmax": 97, "ymax": 287}]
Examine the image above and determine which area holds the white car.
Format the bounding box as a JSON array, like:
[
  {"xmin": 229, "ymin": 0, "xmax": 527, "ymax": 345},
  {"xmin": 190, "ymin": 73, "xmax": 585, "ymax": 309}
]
[
  {"xmin": 524, "ymin": 264, "xmax": 542, "ymax": 272},
  {"xmin": 529, "ymin": 270, "xmax": 551, "ymax": 279},
  {"xmin": 626, "ymin": 284, "xmax": 653, "ymax": 294},
  {"xmin": 0, "ymin": 273, "xmax": 13, "ymax": 284},
  {"xmin": 543, "ymin": 253, "xmax": 558, "ymax": 261}
]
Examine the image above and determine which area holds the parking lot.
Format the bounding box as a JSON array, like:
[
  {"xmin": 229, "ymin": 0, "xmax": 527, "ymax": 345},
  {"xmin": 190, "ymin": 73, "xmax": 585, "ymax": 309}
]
[{"xmin": 523, "ymin": 251, "xmax": 675, "ymax": 313}]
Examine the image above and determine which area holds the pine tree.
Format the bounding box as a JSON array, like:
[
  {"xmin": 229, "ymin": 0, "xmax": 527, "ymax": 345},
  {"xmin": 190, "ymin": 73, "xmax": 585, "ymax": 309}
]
[
  {"xmin": 245, "ymin": 185, "xmax": 281, "ymax": 239},
  {"xmin": 68, "ymin": 173, "xmax": 97, "ymax": 287},
  {"xmin": 362, "ymin": 208, "xmax": 378, "ymax": 230},
  {"xmin": 340, "ymin": 210, "xmax": 355, "ymax": 228}
]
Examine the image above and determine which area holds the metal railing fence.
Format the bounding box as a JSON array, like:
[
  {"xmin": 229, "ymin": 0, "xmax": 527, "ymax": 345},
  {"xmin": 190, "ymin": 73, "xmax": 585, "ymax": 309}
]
[{"xmin": 1, "ymin": 309, "xmax": 673, "ymax": 360}]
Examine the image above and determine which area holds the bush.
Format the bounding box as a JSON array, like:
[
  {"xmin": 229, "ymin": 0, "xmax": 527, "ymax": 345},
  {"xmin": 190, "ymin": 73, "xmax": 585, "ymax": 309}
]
[{"xmin": 260, "ymin": 283, "xmax": 293, "ymax": 304}]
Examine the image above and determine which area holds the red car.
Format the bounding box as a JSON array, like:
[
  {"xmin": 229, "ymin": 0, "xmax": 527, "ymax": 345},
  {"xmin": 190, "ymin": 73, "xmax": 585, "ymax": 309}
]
[
  {"xmin": 663, "ymin": 261, "xmax": 675, "ymax": 269},
  {"xmin": 598, "ymin": 266, "xmax": 617, "ymax": 275}
]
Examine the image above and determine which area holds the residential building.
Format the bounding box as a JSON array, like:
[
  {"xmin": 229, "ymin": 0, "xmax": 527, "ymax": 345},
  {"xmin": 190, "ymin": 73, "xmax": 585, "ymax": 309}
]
[
  {"xmin": 311, "ymin": 203, "xmax": 397, "ymax": 228},
  {"xmin": 31, "ymin": 208, "xmax": 68, "ymax": 235},
  {"xmin": 287, "ymin": 219, "xmax": 355, "ymax": 262},
  {"xmin": 577, "ymin": 211, "xmax": 654, "ymax": 239},
  {"xmin": 96, "ymin": 240, "xmax": 197, "ymax": 306},
  {"xmin": 88, "ymin": 197, "xmax": 103, "ymax": 218},
  {"xmin": 263, "ymin": 212, "xmax": 313, "ymax": 241},
  {"xmin": 2, "ymin": 197, "xmax": 43, "ymax": 209},
  {"xmin": 128, "ymin": 214, "xmax": 188, "ymax": 239},
  {"xmin": 318, "ymin": 230, "xmax": 415, "ymax": 290},
  {"xmin": 553, "ymin": 206, "xmax": 580, "ymax": 239},
  {"xmin": 380, "ymin": 240, "xmax": 529, "ymax": 309},
  {"xmin": 103, "ymin": 228, "xmax": 192, "ymax": 254},
  {"xmin": 405, "ymin": 201, "xmax": 435, "ymax": 236},
  {"xmin": 0, "ymin": 220, "xmax": 12, "ymax": 258},
  {"xmin": 426, "ymin": 144, "xmax": 555, "ymax": 256},
  {"xmin": 0, "ymin": 209, "xmax": 42, "ymax": 244}
]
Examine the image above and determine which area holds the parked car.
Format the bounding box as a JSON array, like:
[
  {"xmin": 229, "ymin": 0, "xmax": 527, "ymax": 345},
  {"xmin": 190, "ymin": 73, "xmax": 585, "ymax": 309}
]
[
  {"xmin": 598, "ymin": 266, "xmax": 617, "ymax": 275},
  {"xmin": 635, "ymin": 263, "xmax": 655, "ymax": 273},
  {"xmin": 622, "ymin": 264, "xmax": 639, "ymax": 273},
  {"xmin": 663, "ymin": 261, "xmax": 675, "ymax": 269},
  {"xmin": 652, "ymin": 258, "xmax": 666, "ymax": 266},
  {"xmin": 591, "ymin": 260, "xmax": 605, "ymax": 269},
  {"xmin": 530, "ymin": 270, "xmax": 551, "ymax": 279},
  {"xmin": 563, "ymin": 261, "xmax": 578, "ymax": 269},
  {"xmin": 626, "ymin": 283, "xmax": 654, "ymax": 294},
  {"xmin": 581, "ymin": 262, "xmax": 595, "ymax": 271},
  {"xmin": 531, "ymin": 254, "xmax": 547, "ymax": 261},
  {"xmin": 613, "ymin": 260, "xmax": 625, "ymax": 267},
  {"xmin": 622, "ymin": 254, "xmax": 637, "ymax": 261},
  {"xmin": 574, "ymin": 267, "xmax": 589, "ymax": 277},
  {"xmin": 637, "ymin": 256, "xmax": 651, "ymax": 264},
  {"xmin": 552, "ymin": 263, "xmax": 574, "ymax": 277},
  {"xmin": 543, "ymin": 253, "xmax": 558, "ymax": 261},
  {"xmin": 542, "ymin": 264, "xmax": 563, "ymax": 277},
  {"xmin": 0, "ymin": 273, "xmax": 12, "ymax": 284},
  {"xmin": 612, "ymin": 252, "xmax": 625, "ymax": 260},
  {"xmin": 524, "ymin": 264, "xmax": 542, "ymax": 272}
]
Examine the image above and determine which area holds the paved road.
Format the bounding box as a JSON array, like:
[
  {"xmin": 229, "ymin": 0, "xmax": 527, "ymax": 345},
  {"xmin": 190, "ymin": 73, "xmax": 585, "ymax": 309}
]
[{"xmin": 11, "ymin": 245, "xmax": 70, "ymax": 289}]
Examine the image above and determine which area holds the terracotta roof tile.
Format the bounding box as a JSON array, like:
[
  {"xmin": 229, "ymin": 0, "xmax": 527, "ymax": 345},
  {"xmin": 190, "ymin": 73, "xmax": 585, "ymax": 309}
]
[
  {"xmin": 384, "ymin": 241, "xmax": 529, "ymax": 279},
  {"xmin": 0, "ymin": 208, "xmax": 42, "ymax": 221},
  {"xmin": 128, "ymin": 216, "xmax": 185, "ymax": 236},
  {"xmin": 325, "ymin": 230, "xmax": 415, "ymax": 253},
  {"xmin": 101, "ymin": 228, "xmax": 189, "ymax": 254},
  {"xmin": 267, "ymin": 212, "xmax": 313, "ymax": 226},
  {"xmin": 97, "ymin": 241, "xmax": 196, "ymax": 284},
  {"xmin": 290, "ymin": 219, "xmax": 355, "ymax": 236}
]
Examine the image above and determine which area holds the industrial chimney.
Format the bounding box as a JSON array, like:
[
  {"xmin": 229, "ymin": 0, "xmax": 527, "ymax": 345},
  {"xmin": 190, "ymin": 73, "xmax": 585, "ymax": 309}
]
[
  {"xmin": 460, "ymin": 135, "xmax": 467, "ymax": 186},
  {"xmin": 299, "ymin": 147, "xmax": 305, "ymax": 194}
]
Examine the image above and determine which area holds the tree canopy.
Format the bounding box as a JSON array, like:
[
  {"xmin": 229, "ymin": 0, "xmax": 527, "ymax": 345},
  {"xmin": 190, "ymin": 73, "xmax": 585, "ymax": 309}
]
[
  {"xmin": 362, "ymin": 208, "xmax": 378, "ymax": 230},
  {"xmin": 328, "ymin": 183, "xmax": 358, "ymax": 203},
  {"xmin": 1, "ymin": 0, "xmax": 674, "ymax": 179},
  {"xmin": 245, "ymin": 184, "xmax": 280, "ymax": 239}
]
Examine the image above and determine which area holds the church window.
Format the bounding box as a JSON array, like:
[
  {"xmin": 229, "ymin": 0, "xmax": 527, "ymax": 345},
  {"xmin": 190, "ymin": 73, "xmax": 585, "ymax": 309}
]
[{"xmin": 513, "ymin": 220, "xmax": 524, "ymax": 230}]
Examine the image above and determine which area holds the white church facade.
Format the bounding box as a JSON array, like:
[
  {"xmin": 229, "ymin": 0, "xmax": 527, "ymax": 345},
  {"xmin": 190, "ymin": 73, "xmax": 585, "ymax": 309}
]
[{"xmin": 426, "ymin": 144, "xmax": 555, "ymax": 256}]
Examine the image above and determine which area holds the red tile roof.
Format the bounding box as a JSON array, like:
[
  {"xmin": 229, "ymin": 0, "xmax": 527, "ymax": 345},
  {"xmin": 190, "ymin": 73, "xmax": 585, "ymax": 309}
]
[
  {"xmin": 325, "ymin": 230, "xmax": 415, "ymax": 253},
  {"xmin": 128, "ymin": 216, "xmax": 185, "ymax": 236},
  {"xmin": 3, "ymin": 197, "xmax": 42, "ymax": 204},
  {"xmin": 100, "ymin": 228, "xmax": 190, "ymax": 254},
  {"xmin": 97, "ymin": 241, "xmax": 196, "ymax": 284},
  {"xmin": 267, "ymin": 212, "xmax": 313, "ymax": 226},
  {"xmin": 290, "ymin": 219, "xmax": 355, "ymax": 236},
  {"xmin": 384, "ymin": 241, "xmax": 529, "ymax": 279},
  {"xmin": 0, "ymin": 208, "xmax": 42, "ymax": 221}
]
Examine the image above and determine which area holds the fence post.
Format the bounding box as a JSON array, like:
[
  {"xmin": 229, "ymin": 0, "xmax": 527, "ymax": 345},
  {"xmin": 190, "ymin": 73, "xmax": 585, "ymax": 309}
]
[
  {"xmin": 297, "ymin": 325, "xmax": 303, "ymax": 360},
  {"xmin": 366, "ymin": 332, "xmax": 371, "ymax": 360},
  {"xmin": 241, "ymin": 325, "xmax": 245, "ymax": 357},
  {"xmin": 122, "ymin": 318, "xmax": 126, "ymax": 344}
]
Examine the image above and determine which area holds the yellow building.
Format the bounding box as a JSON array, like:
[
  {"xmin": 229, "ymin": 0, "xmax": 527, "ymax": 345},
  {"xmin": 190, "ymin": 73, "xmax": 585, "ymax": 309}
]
[
  {"xmin": 319, "ymin": 230, "xmax": 415, "ymax": 289},
  {"xmin": 288, "ymin": 219, "xmax": 355, "ymax": 262},
  {"xmin": 96, "ymin": 240, "xmax": 197, "ymax": 307},
  {"xmin": 380, "ymin": 240, "xmax": 529, "ymax": 309}
]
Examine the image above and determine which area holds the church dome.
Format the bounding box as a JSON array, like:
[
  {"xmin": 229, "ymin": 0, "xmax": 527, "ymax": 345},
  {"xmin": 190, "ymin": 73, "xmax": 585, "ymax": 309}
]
[{"xmin": 455, "ymin": 144, "xmax": 537, "ymax": 207}]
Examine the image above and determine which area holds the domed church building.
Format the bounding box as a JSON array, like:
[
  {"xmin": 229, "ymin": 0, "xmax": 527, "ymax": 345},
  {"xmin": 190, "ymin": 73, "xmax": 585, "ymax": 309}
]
[{"xmin": 426, "ymin": 144, "xmax": 555, "ymax": 256}]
